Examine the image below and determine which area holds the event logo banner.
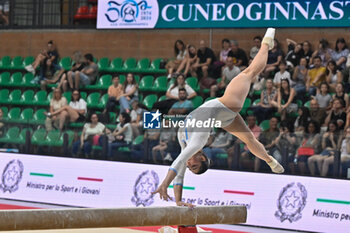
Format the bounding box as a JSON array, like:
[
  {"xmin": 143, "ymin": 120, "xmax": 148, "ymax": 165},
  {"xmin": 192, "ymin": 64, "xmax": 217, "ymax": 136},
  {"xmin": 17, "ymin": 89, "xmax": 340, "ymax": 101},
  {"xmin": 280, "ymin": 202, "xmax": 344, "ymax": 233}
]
[{"xmin": 97, "ymin": 0, "xmax": 350, "ymax": 28}]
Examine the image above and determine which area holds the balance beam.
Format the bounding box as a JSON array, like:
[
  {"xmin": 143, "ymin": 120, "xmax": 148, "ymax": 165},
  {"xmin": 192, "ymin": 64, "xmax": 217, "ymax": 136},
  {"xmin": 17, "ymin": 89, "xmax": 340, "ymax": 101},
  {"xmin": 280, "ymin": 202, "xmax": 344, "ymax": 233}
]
[{"xmin": 0, "ymin": 206, "xmax": 247, "ymax": 231}]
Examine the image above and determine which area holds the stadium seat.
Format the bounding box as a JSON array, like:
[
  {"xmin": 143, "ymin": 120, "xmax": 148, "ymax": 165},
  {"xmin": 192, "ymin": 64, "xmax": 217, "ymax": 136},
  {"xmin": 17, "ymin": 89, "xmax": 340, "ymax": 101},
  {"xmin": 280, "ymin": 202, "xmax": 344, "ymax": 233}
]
[
  {"xmin": 133, "ymin": 135, "xmax": 144, "ymax": 145},
  {"xmin": 63, "ymin": 91, "xmax": 72, "ymax": 103},
  {"xmin": 122, "ymin": 58, "xmax": 137, "ymax": 72},
  {"xmin": 158, "ymin": 95, "xmax": 166, "ymax": 101},
  {"xmin": 205, "ymin": 97, "xmax": 215, "ymax": 102},
  {"xmin": 23, "ymin": 56, "xmax": 35, "ymax": 67},
  {"xmin": 80, "ymin": 91, "xmax": 87, "ymax": 100},
  {"xmin": 152, "ymin": 76, "xmax": 167, "ymax": 92},
  {"xmin": 33, "ymin": 90, "xmax": 48, "ymax": 106},
  {"xmin": 148, "ymin": 58, "xmax": 166, "ymax": 74},
  {"xmin": 4, "ymin": 107, "xmax": 21, "ymax": 123},
  {"xmin": 74, "ymin": 6, "xmax": 89, "ymax": 20},
  {"xmin": 304, "ymin": 101, "xmax": 310, "ymax": 108},
  {"xmin": 167, "ymin": 78, "xmax": 175, "ymax": 89},
  {"xmin": 22, "ymin": 73, "xmax": 37, "ymax": 88},
  {"xmin": 9, "ymin": 72, "xmax": 22, "ymax": 87},
  {"xmin": 97, "ymin": 57, "xmax": 110, "ymax": 72},
  {"xmin": 14, "ymin": 128, "xmax": 33, "ymax": 144},
  {"xmin": 15, "ymin": 108, "xmax": 34, "ymax": 124},
  {"xmin": 47, "ymin": 91, "xmax": 53, "ymax": 103},
  {"xmin": 98, "ymin": 93, "xmax": 109, "ymax": 109},
  {"xmin": 11, "ymin": 56, "xmax": 23, "ymax": 70},
  {"xmin": 186, "ymin": 77, "xmax": 200, "ymax": 92},
  {"xmin": 139, "ymin": 75, "xmax": 154, "ymax": 92},
  {"xmin": 191, "ymin": 96, "xmax": 203, "ymax": 109},
  {"xmin": 108, "ymin": 57, "xmax": 123, "ymax": 72},
  {"xmin": 0, "ymin": 56, "xmax": 11, "ymax": 69},
  {"xmin": 85, "ymin": 74, "xmax": 112, "ymax": 90},
  {"xmin": 87, "ymin": 92, "xmax": 101, "ymax": 108},
  {"xmin": 31, "ymin": 128, "xmax": 47, "ymax": 146},
  {"xmin": 43, "ymin": 130, "xmax": 63, "ymax": 147},
  {"xmin": 0, "ymin": 72, "xmax": 10, "ymax": 86},
  {"xmin": 259, "ymin": 120, "xmax": 270, "ymax": 131},
  {"xmin": 1, "ymin": 106, "xmax": 8, "ymax": 117},
  {"xmin": 8, "ymin": 89, "xmax": 22, "ymax": 105},
  {"xmin": 239, "ymin": 98, "xmax": 252, "ymax": 116},
  {"xmin": 0, "ymin": 127, "xmax": 20, "ymax": 143},
  {"xmin": 87, "ymin": 5, "xmax": 97, "ymax": 19},
  {"xmin": 0, "ymin": 89, "xmax": 9, "ymax": 104},
  {"xmin": 59, "ymin": 57, "xmax": 72, "ymax": 70},
  {"xmin": 252, "ymin": 99, "xmax": 260, "ymax": 106},
  {"xmin": 20, "ymin": 90, "xmax": 35, "ymax": 105},
  {"xmin": 142, "ymin": 94, "xmax": 157, "ymax": 110},
  {"xmin": 64, "ymin": 130, "xmax": 75, "ymax": 146},
  {"xmin": 135, "ymin": 58, "xmax": 150, "ymax": 73}
]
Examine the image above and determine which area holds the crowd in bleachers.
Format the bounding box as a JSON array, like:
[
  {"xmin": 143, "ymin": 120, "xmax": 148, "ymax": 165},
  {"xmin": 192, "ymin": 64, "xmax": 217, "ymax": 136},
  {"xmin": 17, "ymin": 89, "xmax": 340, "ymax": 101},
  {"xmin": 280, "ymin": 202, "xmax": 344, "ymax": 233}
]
[{"xmin": 1, "ymin": 35, "xmax": 350, "ymax": 178}]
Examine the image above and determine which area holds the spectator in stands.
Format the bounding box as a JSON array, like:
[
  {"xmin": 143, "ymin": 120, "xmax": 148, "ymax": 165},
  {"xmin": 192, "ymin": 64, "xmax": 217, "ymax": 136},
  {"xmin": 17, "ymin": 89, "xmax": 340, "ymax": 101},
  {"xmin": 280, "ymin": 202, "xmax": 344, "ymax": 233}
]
[
  {"xmin": 325, "ymin": 98, "xmax": 346, "ymax": 130},
  {"xmin": 308, "ymin": 121, "xmax": 339, "ymax": 176},
  {"xmin": 44, "ymin": 88, "xmax": 68, "ymax": 131},
  {"xmin": 297, "ymin": 121, "xmax": 321, "ymax": 175},
  {"xmin": 210, "ymin": 56, "xmax": 240, "ymax": 97},
  {"xmin": 58, "ymin": 51, "xmax": 86, "ymax": 92},
  {"xmin": 166, "ymin": 40, "xmax": 187, "ymax": 79},
  {"xmin": 143, "ymin": 129, "xmax": 160, "ymax": 160},
  {"xmin": 335, "ymin": 127, "xmax": 350, "ymax": 175},
  {"xmin": 38, "ymin": 61, "xmax": 65, "ymax": 90},
  {"xmin": 314, "ymin": 82, "xmax": 332, "ymax": 110},
  {"xmin": 341, "ymin": 65, "xmax": 350, "ymax": 92},
  {"xmin": 26, "ymin": 40, "xmax": 59, "ymax": 75},
  {"xmin": 153, "ymin": 74, "xmax": 196, "ymax": 114},
  {"xmin": 331, "ymin": 38, "xmax": 349, "ymax": 70},
  {"xmin": 203, "ymin": 128, "xmax": 233, "ymax": 168},
  {"xmin": 311, "ymin": 39, "xmax": 332, "ymax": 66},
  {"xmin": 72, "ymin": 113, "xmax": 108, "ymax": 157},
  {"xmin": 107, "ymin": 112, "xmax": 133, "ymax": 158},
  {"xmin": 104, "ymin": 76, "xmax": 123, "ymax": 114},
  {"xmin": 250, "ymin": 36, "xmax": 262, "ymax": 60},
  {"xmin": 67, "ymin": 53, "xmax": 98, "ymax": 90},
  {"xmin": 274, "ymin": 78, "xmax": 297, "ymax": 121},
  {"xmin": 175, "ymin": 45, "xmax": 198, "ymax": 77},
  {"xmin": 292, "ymin": 57, "xmax": 308, "ymax": 95},
  {"xmin": 294, "ymin": 106, "xmax": 310, "ymax": 133},
  {"xmin": 309, "ymin": 98, "xmax": 327, "ymax": 127},
  {"xmin": 301, "ymin": 41, "xmax": 313, "ymax": 64},
  {"xmin": 263, "ymin": 39, "xmax": 283, "ymax": 78},
  {"xmin": 306, "ymin": 56, "xmax": 326, "ymax": 96},
  {"xmin": 152, "ymin": 119, "xmax": 176, "ymax": 164},
  {"xmin": 0, "ymin": 0, "xmax": 9, "ymax": 25},
  {"xmin": 219, "ymin": 39, "xmax": 231, "ymax": 63},
  {"xmin": 119, "ymin": 73, "xmax": 139, "ymax": 113},
  {"xmin": 0, "ymin": 108, "xmax": 4, "ymax": 137},
  {"xmin": 273, "ymin": 60, "xmax": 291, "ymax": 87},
  {"xmin": 251, "ymin": 79, "xmax": 277, "ymax": 123},
  {"xmin": 257, "ymin": 117, "xmax": 281, "ymax": 172},
  {"xmin": 285, "ymin": 39, "xmax": 303, "ymax": 68},
  {"xmin": 228, "ymin": 40, "xmax": 248, "ymax": 70},
  {"xmin": 325, "ymin": 60, "xmax": 342, "ymax": 91},
  {"xmin": 168, "ymin": 88, "xmax": 193, "ymax": 115},
  {"xmin": 333, "ymin": 82, "xmax": 349, "ymax": 109},
  {"xmin": 193, "ymin": 40, "xmax": 216, "ymax": 80},
  {"xmin": 130, "ymin": 100, "xmax": 146, "ymax": 137}
]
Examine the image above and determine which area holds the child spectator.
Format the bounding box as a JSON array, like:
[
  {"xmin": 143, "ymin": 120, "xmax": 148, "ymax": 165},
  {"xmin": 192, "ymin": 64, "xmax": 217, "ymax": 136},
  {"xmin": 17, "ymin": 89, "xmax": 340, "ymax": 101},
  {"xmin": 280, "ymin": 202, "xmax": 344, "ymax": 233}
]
[
  {"xmin": 273, "ymin": 60, "xmax": 291, "ymax": 87},
  {"xmin": 314, "ymin": 82, "xmax": 332, "ymax": 110}
]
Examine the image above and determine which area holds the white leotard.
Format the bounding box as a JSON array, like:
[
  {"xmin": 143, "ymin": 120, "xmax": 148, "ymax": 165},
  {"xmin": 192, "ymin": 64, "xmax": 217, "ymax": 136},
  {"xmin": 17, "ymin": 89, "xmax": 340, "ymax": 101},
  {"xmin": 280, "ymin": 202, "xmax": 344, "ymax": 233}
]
[{"xmin": 170, "ymin": 98, "xmax": 237, "ymax": 185}]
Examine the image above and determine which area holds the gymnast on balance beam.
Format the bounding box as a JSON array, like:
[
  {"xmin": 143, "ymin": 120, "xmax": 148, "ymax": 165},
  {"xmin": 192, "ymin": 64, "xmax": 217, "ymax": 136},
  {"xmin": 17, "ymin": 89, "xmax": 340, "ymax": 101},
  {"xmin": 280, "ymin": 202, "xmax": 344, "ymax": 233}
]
[{"xmin": 152, "ymin": 28, "xmax": 284, "ymax": 208}]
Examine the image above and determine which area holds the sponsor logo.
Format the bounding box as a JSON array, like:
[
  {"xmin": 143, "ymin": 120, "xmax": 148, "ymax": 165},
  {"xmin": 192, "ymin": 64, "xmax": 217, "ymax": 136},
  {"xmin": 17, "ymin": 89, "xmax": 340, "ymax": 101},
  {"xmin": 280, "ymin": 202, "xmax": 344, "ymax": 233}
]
[
  {"xmin": 275, "ymin": 182, "xmax": 307, "ymax": 223},
  {"xmin": 143, "ymin": 110, "xmax": 162, "ymax": 129},
  {"xmin": 0, "ymin": 160, "xmax": 24, "ymax": 193},
  {"xmin": 131, "ymin": 170, "xmax": 159, "ymax": 207}
]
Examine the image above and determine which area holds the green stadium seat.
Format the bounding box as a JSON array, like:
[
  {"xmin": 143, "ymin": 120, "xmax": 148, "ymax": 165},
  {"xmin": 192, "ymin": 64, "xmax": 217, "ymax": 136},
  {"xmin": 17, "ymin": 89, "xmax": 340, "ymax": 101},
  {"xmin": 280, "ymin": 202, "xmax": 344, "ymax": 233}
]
[
  {"xmin": 59, "ymin": 57, "xmax": 72, "ymax": 70},
  {"xmin": 43, "ymin": 130, "xmax": 63, "ymax": 147},
  {"xmin": 1, "ymin": 106, "xmax": 8, "ymax": 117},
  {"xmin": 98, "ymin": 57, "xmax": 110, "ymax": 72},
  {"xmin": 33, "ymin": 90, "xmax": 48, "ymax": 106},
  {"xmin": 87, "ymin": 92, "xmax": 101, "ymax": 108},
  {"xmin": 191, "ymin": 96, "xmax": 203, "ymax": 109},
  {"xmin": 304, "ymin": 101, "xmax": 310, "ymax": 108},
  {"xmin": 142, "ymin": 94, "xmax": 157, "ymax": 110},
  {"xmin": 186, "ymin": 77, "xmax": 200, "ymax": 92},
  {"xmin": 0, "ymin": 127, "xmax": 20, "ymax": 143},
  {"xmin": 69, "ymin": 122, "xmax": 85, "ymax": 128},
  {"xmin": 139, "ymin": 75, "xmax": 154, "ymax": 92},
  {"xmin": 20, "ymin": 90, "xmax": 35, "ymax": 105},
  {"xmin": 11, "ymin": 56, "xmax": 23, "ymax": 70},
  {"xmin": 239, "ymin": 98, "xmax": 252, "ymax": 116},
  {"xmin": 64, "ymin": 130, "xmax": 75, "ymax": 146},
  {"xmin": 167, "ymin": 78, "xmax": 175, "ymax": 89},
  {"xmin": 259, "ymin": 120, "xmax": 270, "ymax": 131},
  {"xmin": 119, "ymin": 75, "xmax": 126, "ymax": 84},
  {"xmin": 98, "ymin": 93, "xmax": 109, "ymax": 109},
  {"xmin": 0, "ymin": 56, "xmax": 11, "ymax": 69},
  {"xmin": 253, "ymin": 90, "xmax": 262, "ymax": 96},
  {"xmin": 158, "ymin": 95, "xmax": 167, "ymax": 101},
  {"xmin": 63, "ymin": 91, "xmax": 72, "ymax": 103},
  {"xmin": 85, "ymin": 74, "xmax": 112, "ymax": 90},
  {"xmin": 122, "ymin": 58, "xmax": 137, "ymax": 72},
  {"xmin": 0, "ymin": 72, "xmax": 11, "ymax": 86},
  {"xmin": 253, "ymin": 99, "xmax": 260, "ymax": 106},
  {"xmin": 109, "ymin": 112, "xmax": 116, "ymax": 123},
  {"xmin": 14, "ymin": 128, "xmax": 33, "ymax": 144},
  {"xmin": 22, "ymin": 73, "xmax": 37, "ymax": 88},
  {"xmin": 148, "ymin": 58, "xmax": 167, "ymax": 74},
  {"xmin": 297, "ymin": 99, "xmax": 303, "ymax": 107},
  {"xmin": 23, "ymin": 56, "xmax": 34, "ymax": 67},
  {"xmin": 4, "ymin": 107, "xmax": 21, "ymax": 123},
  {"xmin": 135, "ymin": 58, "xmax": 150, "ymax": 72},
  {"xmin": 0, "ymin": 89, "xmax": 9, "ymax": 104},
  {"xmin": 133, "ymin": 135, "xmax": 144, "ymax": 145},
  {"xmin": 8, "ymin": 89, "xmax": 22, "ymax": 105},
  {"xmin": 15, "ymin": 108, "xmax": 34, "ymax": 124},
  {"xmin": 47, "ymin": 91, "xmax": 53, "ymax": 103},
  {"xmin": 205, "ymin": 97, "xmax": 215, "ymax": 102},
  {"xmin": 108, "ymin": 57, "xmax": 123, "ymax": 72},
  {"xmin": 80, "ymin": 92, "xmax": 87, "ymax": 100},
  {"xmin": 9, "ymin": 72, "xmax": 23, "ymax": 87},
  {"xmin": 152, "ymin": 76, "xmax": 167, "ymax": 92},
  {"xmin": 31, "ymin": 128, "xmax": 47, "ymax": 146}
]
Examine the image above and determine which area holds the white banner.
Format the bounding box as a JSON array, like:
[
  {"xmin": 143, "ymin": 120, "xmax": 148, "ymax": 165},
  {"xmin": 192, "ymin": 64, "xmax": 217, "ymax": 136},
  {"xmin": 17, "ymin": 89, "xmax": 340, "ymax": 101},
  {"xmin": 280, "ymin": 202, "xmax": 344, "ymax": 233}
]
[{"xmin": 0, "ymin": 152, "xmax": 349, "ymax": 232}]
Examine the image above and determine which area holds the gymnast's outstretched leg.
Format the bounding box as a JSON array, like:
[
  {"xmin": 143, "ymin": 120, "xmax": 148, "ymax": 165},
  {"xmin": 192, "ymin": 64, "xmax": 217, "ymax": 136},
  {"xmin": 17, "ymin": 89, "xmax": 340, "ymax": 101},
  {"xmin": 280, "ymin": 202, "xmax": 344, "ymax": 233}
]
[{"xmin": 219, "ymin": 28, "xmax": 284, "ymax": 173}]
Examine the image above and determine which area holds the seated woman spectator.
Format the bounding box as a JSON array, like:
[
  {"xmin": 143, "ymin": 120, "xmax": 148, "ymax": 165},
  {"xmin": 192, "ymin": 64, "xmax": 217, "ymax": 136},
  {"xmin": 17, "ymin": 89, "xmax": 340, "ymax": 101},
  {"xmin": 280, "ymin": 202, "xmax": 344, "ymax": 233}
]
[
  {"xmin": 325, "ymin": 60, "xmax": 342, "ymax": 91},
  {"xmin": 325, "ymin": 98, "xmax": 347, "ymax": 130},
  {"xmin": 153, "ymin": 73, "xmax": 196, "ymax": 114},
  {"xmin": 332, "ymin": 82, "xmax": 349, "ymax": 109},
  {"xmin": 72, "ymin": 113, "xmax": 108, "ymax": 157},
  {"xmin": 175, "ymin": 45, "xmax": 198, "ymax": 77},
  {"xmin": 66, "ymin": 53, "xmax": 98, "ymax": 90},
  {"xmin": 104, "ymin": 76, "xmax": 123, "ymax": 114},
  {"xmin": 25, "ymin": 40, "xmax": 59, "ymax": 75},
  {"xmin": 252, "ymin": 79, "xmax": 277, "ymax": 123},
  {"xmin": 58, "ymin": 51, "xmax": 86, "ymax": 92},
  {"xmin": 311, "ymin": 38, "xmax": 332, "ymax": 67},
  {"xmin": 301, "ymin": 40, "xmax": 313, "ymax": 64},
  {"xmin": 219, "ymin": 39, "xmax": 232, "ymax": 63},
  {"xmin": 308, "ymin": 121, "xmax": 339, "ymax": 176},
  {"xmin": 107, "ymin": 112, "xmax": 133, "ymax": 158},
  {"xmin": 263, "ymin": 39, "xmax": 283, "ymax": 78},
  {"xmin": 313, "ymin": 82, "xmax": 332, "ymax": 110},
  {"xmin": 152, "ymin": 119, "xmax": 176, "ymax": 164},
  {"xmin": 166, "ymin": 40, "xmax": 187, "ymax": 79},
  {"xmin": 119, "ymin": 73, "xmax": 139, "ymax": 113},
  {"xmin": 292, "ymin": 57, "xmax": 308, "ymax": 95},
  {"xmin": 294, "ymin": 106, "xmax": 310, "ymax": 133},
  {"xmin": 285, "ymin": 38, "xmax": 303, "ymax": 68},
  {"xmin": 250, "ymin": 36, "xmax": 262, "ymax": 60},
  {"xmin": 45, "ymin": 88, "xmax": 68, "ymax": 131},
  {"xmin": 337, "ymin": 127, "xmax": 350, "ymax": 175},
  {"xmin": 296, "ymin": 121, "xmax": 321, "ymax": 175},
  {"xmin": 330, "ymin": 38, "xmax": 349, "ymax": 70},
  {"xmin": 272, "ymin": 78, "xmax": 297, "ymax": 121},
  {"xmin": 130, "ymin": 99, "xmax": 146, "ymax": 137}
]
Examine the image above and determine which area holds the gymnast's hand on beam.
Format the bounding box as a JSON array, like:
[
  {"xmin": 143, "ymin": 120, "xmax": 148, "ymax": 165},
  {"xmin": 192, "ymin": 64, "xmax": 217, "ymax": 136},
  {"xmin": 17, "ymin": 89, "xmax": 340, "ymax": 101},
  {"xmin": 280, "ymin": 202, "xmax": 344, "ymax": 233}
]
[
  {"xmin": 152, "ymin": 185, "xmax": 172, "ymax": 201},
  {"xmin": 176, "ymin": 201, "xmax": 195, "ymax": 209}
]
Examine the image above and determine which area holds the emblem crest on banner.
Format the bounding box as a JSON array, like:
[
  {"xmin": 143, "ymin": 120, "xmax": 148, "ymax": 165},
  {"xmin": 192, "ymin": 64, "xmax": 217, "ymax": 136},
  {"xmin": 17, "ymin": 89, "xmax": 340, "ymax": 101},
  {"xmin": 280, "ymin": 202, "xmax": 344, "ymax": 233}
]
[
  {"xmin": 0, "ymin": 160, "xmax": 24, "ymax": 193},
  {"xmin": 275, "ymin": 182, "xmax": 307, "ymax": 223},
  {"xmin": 131, "ymin": 170, "xmax": 159, "ymax": 206}
]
